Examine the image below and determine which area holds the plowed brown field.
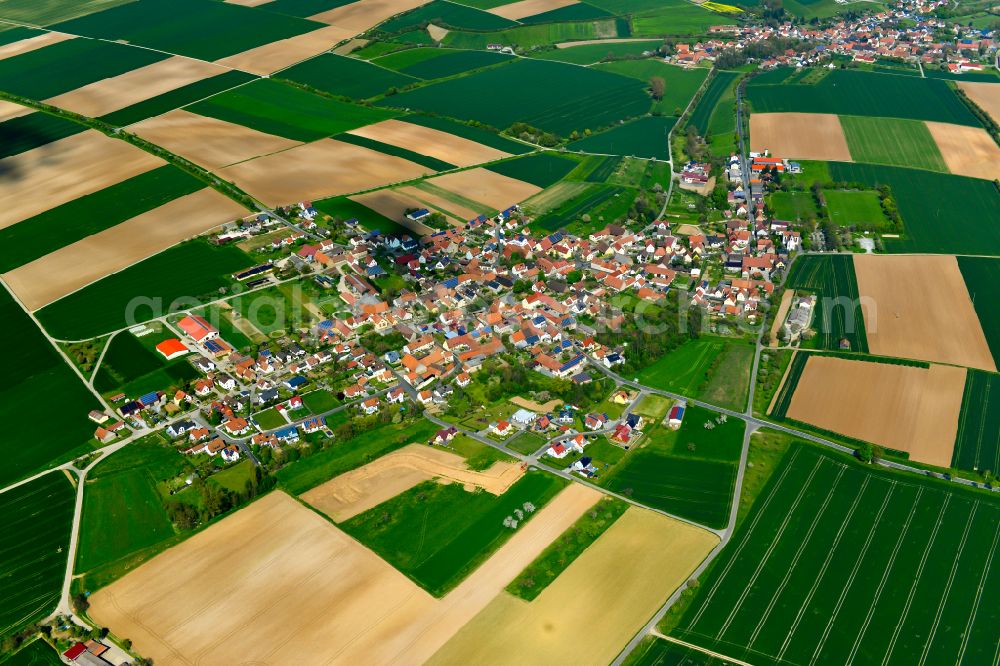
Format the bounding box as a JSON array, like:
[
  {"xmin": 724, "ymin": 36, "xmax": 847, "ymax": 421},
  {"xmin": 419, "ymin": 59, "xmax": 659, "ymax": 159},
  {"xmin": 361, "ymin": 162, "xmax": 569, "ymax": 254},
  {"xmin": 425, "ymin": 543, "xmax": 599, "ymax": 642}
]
[
  {"xmin": 215, "ymin": 25, "xmax": 353, "ymax": 74},
  {"xmin": 426, "ymin": 168, "xmax": 541, "ymax": 211},
  {"xmin": 959, "ymin": 81, "xmax": 1000, "ymax": 125},
  {"xmin": 489, "ymin": 0, "xmax": 577, "ymax": 20},
  {"xmin": 348, "ymin": 119, "xmax": 510, "ymax": 167},
  {"xmin": 749, "ymin": 113, "xmax": 852, "ymax": 162},
  {"xmin": 925, "ymin": 121, "xmax": 1000, "ymax": 181}
]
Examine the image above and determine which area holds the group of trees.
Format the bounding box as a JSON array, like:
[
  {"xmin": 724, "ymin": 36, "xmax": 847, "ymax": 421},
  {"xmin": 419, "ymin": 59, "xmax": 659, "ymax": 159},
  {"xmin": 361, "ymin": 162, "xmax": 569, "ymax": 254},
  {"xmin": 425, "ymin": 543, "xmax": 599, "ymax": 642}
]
[{"xmin": 166, "ymin": 466, "xmax": 275, "ymax": 530}]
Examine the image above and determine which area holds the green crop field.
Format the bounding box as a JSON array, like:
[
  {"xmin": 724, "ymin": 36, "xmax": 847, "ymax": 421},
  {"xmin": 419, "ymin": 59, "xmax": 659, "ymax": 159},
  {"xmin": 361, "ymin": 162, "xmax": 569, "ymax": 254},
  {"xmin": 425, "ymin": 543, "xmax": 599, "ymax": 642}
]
[
  {"xmin": 95, "ymin": 333, "xmax": 165, "ymax": 386},
  {"xmin": 0, "ymin": 112, "xmax": 85, "ymax": 160},
  {"xmin": 443, "ymin": 18, "xmax": 620, "ymax": 50},
  {"xmin": 3, "ymin": 638, "xmax": 64, "ymax": 666},
  {"xmin": 92, "ymin": 329, "xmax": 199, "ymax": 398},
  {"xmin": 279, "ymin": 53, "xmax": 418, "ymax": 99},
  {"xmin": 0, "ymin": 38, "xmax": 167, "ymax": 100},
  {"xmin": 340, "ymin": 471, "xmax": 567, "ymax": 595},
  {"xmin": 533, "ymin": 40, "xmax": 662, "ymax": 65},
  {"xmin": 631, "ymin": 3, "xmax": 721, "ymax": 35},
  {"xmin": 0, "ymin": 473, "xmax": 74, "ymax": 640},
  {"xmin": 747, "ymin": 70, "xmax": 980, "ymax": 126},
  {"xmin": 0, "ymin": 0, "xmax": 134, "ymax": 25},
  {"xmin": 261, "ymin": 0, "xmax": 354, "ymax": 16},
  {"xmin": 0, "ymin": 167, "xmax": 205, "ymax": 273},
  {"xmin": 487, "ymin": 152, "xmax": 578, "ymax": 187},
  {"xmin": 624, "ymin": 636, "xmax": 729, "ymax": 665},
  {"xmin": 276, "ymin": 418, "xmax": 439, "ymax": 494},
  {"xmin": 532, "ymin": 183, "xmax": 628, "ymax": 231},
  {"xmin": 187, "ymin": 78, "xmax": 398, "ymax": 142},
  {"xmin": 824, "ymin": 189, "xmax": 891, "ymax": 230},
  {"xmin": 635, "ymin": 336, "xmax": 753, "ymax": 411},
  {"xmin": 36, "ymin": 241, "xmax": 252, "ymax": 340},
  {"xmin": 379, "ymin": 0, "xmax": 518, "ymax": 32},
  {"xmin": 839, "ymin": 115, "xmax": 948, "ymax": 172},
  {"xmin": 688, "ymin": 70, "xmax": 739, "ymax": 135},
  {"xmin": 952, "ymin": 370, "xmax": 1000, "ymax": 475},
  {"xmin": 670, "ymin": 444, "xmax": 1000, "ymax": 666},
  {"xmin": 101, "ymin": 70, "xmax": 258, "ymax": 127},
  {"xmin": 768, "ymin": 191, "xmax": 817, "ymax": 220},
  {"xmin": 400, "ymin": 113, "xmax": 533, "ymax": 153},
  {"xmin": 588, "ymin": 0, "xmax": 676, "ymax": 11},
  {"xmin": 785, "ymin": 254, "xmax": 868, "ymax": 352},
  {"xmin": 51, "ymin": 0, "xmax": 322, "ymax": 61},
  {"xmin": 596, "ymin": 60, "xmax": 708, "ymax": 115},
  {"xmin": 393, "ymin": 49, "xmax": 513, "ymax": 79},
  {"xmin": 958, "ymin": 256, "xmax": 1000, "ymax": 366},
  {"xmin": 378, "ymin": 58, "xmax": 650, "ymax": 136},
  {"xmin": 230, "ymin": 283, "xmax": 313, "ymax": 335},
  {"xmin": 0, "ymin": 287, "xmax": 100, "ymax": 487},
  {"xmin": 578, "ymin": 154, "xmax": 624, "ymax": 182},
  {"xmin": 569, "ymin": 115, "xmax": 676, "ymax": 160},
  {"xmin": 828, "ymin": 162, "xmax": 1000, "ymax": 255}
]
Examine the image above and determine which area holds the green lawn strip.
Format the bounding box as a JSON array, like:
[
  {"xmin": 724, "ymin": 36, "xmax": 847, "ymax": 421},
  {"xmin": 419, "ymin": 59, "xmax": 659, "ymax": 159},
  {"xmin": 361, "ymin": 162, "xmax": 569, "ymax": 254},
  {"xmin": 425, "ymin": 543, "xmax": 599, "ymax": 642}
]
[
  {"xmin": 378, "ymin": 0, "xmax": 518, "ymax": 32},
  {"xmin": 445, "ymin": 434, "xmax": 515, "ymax": 471},
  {"xmin": 187, "ymin": 78, "xmax": 398, "ymax": 142},
  {"xmin": 668, "ymin": 441, "xmax": 1000, "ymax": 666},
  {"xmin": 957, "ymin": 256, "xmax": 1000, "ymax": 367},
  {"xmin": 531, "ymin": 40, "xmax": 662, "ymax": 65},
  {"xmin": 0, "ymin": 111, "xmax": 86, "ymax": 159},
  {"xmin": 688, "ymin": 70, "xmax": 739, "ymax": 135},
  {"xmin": 276, "ymin": 418, "xmax": 439, "ymax": 494},
  {"xmin": 277, "ymin": 53, "xmax": 419, "ymax": 99},
  {"xmin": 630, "ymin": 3, "xmax": 720, "ymax": 35},
  {"xmin": 951, "ymin": 369, "xmax": 1000, "ymax": 476},
  {"xmin": 696, "ymin": 341, "xmax": 754, "ymax": 413},
  {"xmin": 823, "ymin": 189, "xmax": 891, "ymax": 229},
  {"xmin": 634, "ymin": 394, "xmax": 671, "ymax": 420},
  {"xmin": 487, "ymin": 152, "xmax": 579, "ymax": 188},
  {"xmin": 0, "ymin": 473, "xmax": 74, "ymax": 640},
  {"xmin": 100, "ymin": 70, "xmax": 258, "ymax": 127},
  {"xmin": 634, "ymin": 336, "xmax": 753, "ymax": 411},
  {"xmin": 341, "ymin": 471, "xmax": 567, "ymax": 596},
  {"xmin": 396, "ymin": 49, "xmax": 515, "ymax": 79},
  {"xmin": 400, "ymin": 113, "xmax": 533, "ymax": 153},
  {"xmin": 623, "ymin": 635, "xmax": 729, "ymax": 665},
  {"xmin": 768, "ymin": 191, "xmax": 817, "ymax": 221},
  {"xmin": 734, "ymin": 429, "xmax": 793, "ymax": 529},
  {"xmin": 36, "ymin": 241, "xmax": 252, "ymax": 340},
  {"xmin": 506, "ymin": 496, "xmax": 627, "ymax": 600},
  {"xmin": 595, "ymin": 60, "xmax": 707, "ymax": 115},
  {"xmin": 507, "ymin": 431, "xmax": 548, "ymax": 456},
  {"xmin": 568, "ymin": 115, "xmax": 676, "ymax": 160},
  {"xmin": 747, "ymin": 69, "xmax": 981, "ymax": 127},
  {"xmin": 332, "ymin": 131, "xmax": 455, "ymax": 171},
  {"xmin": 784, "ymin": 254, "xmax": 868, "ymax": 352},
  {"xmin": 839, "ymin": 115, "xmax": 948, "ymax": 172},
  {"xmin": 0, "ymin": 166, "xmax": 204, "ymax": 273},
  {"xmin": 50, "ymin": 0, "xmax": 322, "ymax": 61},
  {"xmin": 413, "ymin": 180, "xmax": 494, "ymax": 215},
  {"xmin": 0, "ymin": 38, "xmax": 167, "ymax": 100},
  {"xmin": 828, "ymin": 162, "xmax": 1000, "ymax": 255}
]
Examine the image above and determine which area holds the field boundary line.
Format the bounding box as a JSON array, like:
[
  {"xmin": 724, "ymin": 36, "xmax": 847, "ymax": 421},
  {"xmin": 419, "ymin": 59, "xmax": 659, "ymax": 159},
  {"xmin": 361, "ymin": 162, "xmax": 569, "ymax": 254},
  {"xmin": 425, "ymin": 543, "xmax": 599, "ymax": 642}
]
[
  {"xmin": 880, "ymin": 495, "xmax": 951, "ymax": 666},
  {"xmin": 776, "ymin": 475, "xmax": 871, "ymax": 661},
  {"xmin": 656, "ymin": 634, "xmax": 754, "ymax": 666},
  {"xmin": 687, "ymin": 447, "xmax": 802, "ymax": 629},
  {"xmin": 714, "ymin": 457, "xmax": 827, "ymax": 639},
  {"xmin": 806, "ymin": 481, "xmax": 894, "ymax": 665},
  {"xmin": 919, "ymin": 502, "xmax": 976, "ymax": 665},
  {"xmin": 844, "ymin": 487, "xmax": 924, "ymax": 665},
  {"xmin": 745, "ymin": 466, "xmax": 848, "ymax": 647},
  {"xmin": 956, "ymin": 517, "xmax": 999, "ymax": 664}
]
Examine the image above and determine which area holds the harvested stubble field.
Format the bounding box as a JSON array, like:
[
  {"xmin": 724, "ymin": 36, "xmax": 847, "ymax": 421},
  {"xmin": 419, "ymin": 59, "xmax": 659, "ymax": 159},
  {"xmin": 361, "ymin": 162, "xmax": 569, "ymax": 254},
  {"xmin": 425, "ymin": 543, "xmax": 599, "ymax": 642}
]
[
  {"xmin": 301, "ymin": 443, "xmax": 524, "ymax": 521},
  {"xmin": 396, "ymin": 184, "xmax": 482, "ymax": 223},
  {"xmin": 952, "ymin": 370, "xmax": 1000, "ymax": 475},
  {"xmin": 0, "ymin": 130, "xmax": 162, "ymax": 229},
  {"xmin": 959, "ymin": 80, "xmax": 1000, "ymax": 125},
  {"xmin": 426, "ymin": 167, "xmax": 542, "ymax": 210},
  {"xmin": 925, "ymin": 120, "xmax": 1000, "ymax": 181},
  {"xmin": 671, "ymin": 444, "xmax": 1000, "ymax": 666},
  {"xmin": 429, "ymin": 507, "xmax": 718, "ymax": 666},
  {"xmin": 4, "ymin": 188, "xmax": 246, "ymax": 310},
  {"xmin": 489, "ymin": 0, "xmax": 577, "ymax": 19},
  {"xmin": 43, "ymin": 56, "xmax": 229, "ymax": 118},
  {"xmin": 222, "ymin": 138, "xmax": 432, "ymax": 206},
  {"xmin": 786, "ymin": 355, "xmax": 965, "ymax": 467},
  {"xmin": 130, "ymin": 109, "xmax": 300, "ymax": 170},
  {"xmin": 0, "ymin": 99, "xmax": 31, "ymax": 123},
  {"xmin": 347, "ymin": 118, "xmax": 511, "ymax": 167},
  {"xmin": 749, "ymin": 112, "xmax": 852, "ymax": 161},
  {"xmin": 90, "ymin": 484, "xmax": 601, "ymax": 666},
  {"xmin": 100, "ymin": 70, "xmax": 257, "ymax": 128},
  {"xmin": 854, "ymin": 254, "xmax": 995, "ymax": 371}
]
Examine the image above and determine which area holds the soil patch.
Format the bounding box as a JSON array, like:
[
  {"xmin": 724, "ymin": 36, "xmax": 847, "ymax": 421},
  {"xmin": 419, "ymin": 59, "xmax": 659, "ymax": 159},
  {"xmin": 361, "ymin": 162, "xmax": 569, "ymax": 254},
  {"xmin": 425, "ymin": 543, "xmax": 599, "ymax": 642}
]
[
  {"xmin": 348, "ymin": 118, "xmax": 511, "ymax": 167},
  {"xmin": 45, "ymin": 57, "xmax": 229, "ymax": 118},
  {"xmin": 0, "ymin": 99, "xmax": 31, "ymax": 123},
  {"xmin": 130, "ymin": 109, "xmax": 300, "ymax": 169},
  {"xmin": 749, "ymin": 112, "xmax": 852, "ymax": 162},
  {"xmin": 4, "ymin": 189, "xmax": 245, "ymax": 310},
  {"xmin": 333, "ymin": 38, "xmax": 369, "ymax": 54},
  {"xmin": 786, "ymin": 355, "xmax": 965, "ymax": 467},
  {"xmin": 310, "ymin": 0, "xmax": 432, "ymax": 33},
  {"xmin": 426, "ymin": 167, "xmax": 541, "ymax": 211},
  {"xmin": 395, "ymin": 185, "xmax": 476, "ymax": 225},
  {"xmin": 510, "ymin": 396, "xmax": 561, "ymax": 412},
  {"xmin": 925, "ymin": 120, "xmax": 1000, "ymax": 181},
  {"xmin": 349, "ymin": 189, "xmax": 436, "ymax": 235},
  {"xmin": 223, "ymin": 138, "xmax": 431, "ymax": 206},
  {"xmin": 0, "ymin": 31, "xmax": 74, "ymax": 61},
  {"xmin": 428, "ymin": 507, "xmax": 718, "ymax": 666},
  {"xmin": 958, "ymin": 81, "xmax": 1000, "ymax": 126},
  {"xmin": 427, "ymin": 24, "xmax": 449, "ymax": 42},
  {"xmin": 0, "ymin": 130, "xmax": 161, "ymax": 229},
  {"xmin": 301, "ymin": 443, "xmax": 524, "ymax": 522},
  {"xmin": 489, "ymin": 0, "xmax": 578, "ymax": 20},
  {"xmin": 769, "ymin": 289, "xmax": 794, "ymax": 347},
  {"xmin": 216, "ymin": 25, "xmax": 353, "ymax": 75},
  {"xmin": 854, "ymin": 254, "xmax": 995, "ymax": 371},
  {"xmin": 674, "ymin": 223, "xmax": 702, "ymax": 236}
]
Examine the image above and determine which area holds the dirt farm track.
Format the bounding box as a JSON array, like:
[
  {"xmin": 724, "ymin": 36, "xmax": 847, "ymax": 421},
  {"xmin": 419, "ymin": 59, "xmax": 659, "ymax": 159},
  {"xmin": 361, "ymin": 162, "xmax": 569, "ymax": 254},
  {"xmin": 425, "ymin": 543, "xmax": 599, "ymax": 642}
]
[{"xmin": 89, "ymin": 486, "xmax": 602, "ymax": 665}]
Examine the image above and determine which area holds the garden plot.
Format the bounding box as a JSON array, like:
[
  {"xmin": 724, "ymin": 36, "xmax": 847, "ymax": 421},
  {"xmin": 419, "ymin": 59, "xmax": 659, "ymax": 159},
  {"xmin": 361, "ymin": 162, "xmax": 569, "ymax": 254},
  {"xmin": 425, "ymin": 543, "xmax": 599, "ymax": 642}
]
[
  {"xmin": 925, "ymin": 121, "xmax": 1000, "ymax": 181},
  {"xmin": 4, "ymin": 188, "xmax": 245, "ymax": 310},
  {"xmin": 488, "ymin": 0, "xmax": 577, "ymax": 19},
  {"xmin": 90, "ymin": 484, "xmax": 598, "ymax": 666},
  {"xmin": 786, "ymin": 355, "xmax": 965, "ymax": 467},
  {"xmin": 0, "ymin": 130, "xmax": 161, "ymax": 229},
  {"xmin": 958, "ymin": 81, "xmax": 1000, "ymax": 125},
  {"xmin": 428, "ymin": 507, "xmax": 718, "ymax": 666},
  {"xmin": 854, "ymin": 254, "xmax": 995, "ymax": 371},
  {"xmin": 43, "ymin": 57, "xmax": 229, "ymax": 118},
  {"xmin": 215, "ymin": 24, "xmax": 353, "ymax": 75},
  {"xmin": 129, "ymin": 109, "xmax": 301, "ymax": 170},
  {"xmin": 749, "ymin": 113, "xmax": 851, "ymax": 161},
  {"xmin": 426, "ymin": 168, "xmax": 541, "ymax": 211},
  {"xmin": 309, "ymin": 0, "xmax": 432, "ymax": 32},
  {"xmin": 0, "ymin": 31, "xmax": 74, "ymax": 61},
  {"xmin": 222, "ymin": 138, "xmax": 431, "ymax": 206},
  {"xmin": 301, "ymin": 443, "xmax": 524, "ymax": 521},
  {"xmin": 347, "ymin": 118, "xmax": 511, "ymax": 167}
]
